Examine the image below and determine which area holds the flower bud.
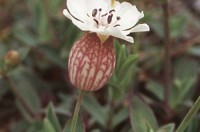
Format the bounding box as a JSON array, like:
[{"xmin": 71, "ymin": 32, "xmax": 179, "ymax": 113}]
[
  {"xmin": 4, "ymin": 50, "xmax": 20, "ymax": 65},
  {"xmin": 68, "ymin": 33, "xmax": 116, "ymax": 91}
]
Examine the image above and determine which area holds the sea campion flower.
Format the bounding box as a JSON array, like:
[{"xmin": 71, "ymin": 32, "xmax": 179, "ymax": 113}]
[{"xmin": 64, "ymin": 0, "xmax": 149, "ymax": 91}]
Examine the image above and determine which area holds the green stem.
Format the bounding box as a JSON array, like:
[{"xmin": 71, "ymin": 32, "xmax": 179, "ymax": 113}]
[
  {"xmin": 176, "ymin": 96, "xmax": 200, "ymax": 132},
  {"xmin": 70, "ymin": 90, "xmax": 84, "ymax": 132}
]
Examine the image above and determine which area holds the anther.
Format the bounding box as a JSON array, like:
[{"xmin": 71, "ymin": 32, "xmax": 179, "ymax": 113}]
[
  {"xmin": 101, "ymin": 13, "xmax": 108, "ymax": 17},
  {"xmin": 92, "ymin": 9, "xmax": 98, "ymax": 17},
  {"xmin": 116, "ymin": 16, "xmax": 121, "ymax": 20},
  {"xmin": 99, "ymin": 8, "xmax": 102, "ymax": 12},
  {"xmin": 114, "ymin": 24, "xmax": 120, "ymax": 27},
  {"xmin": 109, "ymin": 9, "xmax": 115, "ymax": 14},
  {"xmin": 93, "ymin": 19, "xmax": 99, "ymax": 25},
  {"xmin": 107, "ymin": 14, "xmax": 113, "ymax": 24}
]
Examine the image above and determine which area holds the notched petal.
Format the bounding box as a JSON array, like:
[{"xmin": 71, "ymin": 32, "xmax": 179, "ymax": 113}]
[{"xmin": 131, "ymin": 24, "xmax": 150, "ymax": 32}]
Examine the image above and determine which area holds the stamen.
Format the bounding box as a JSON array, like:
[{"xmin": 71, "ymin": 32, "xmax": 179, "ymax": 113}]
[
  {"xmin": 109, "ymin": 9, "xmax": 115, "ymax": 14},
  {"xmin": 99, "ymin": 8, "xmax": 102, "ymax": 12},
  {"xmin": 116, "ymin": 16, "xmax": 121, "ymax": 20},
  {"xmin": 87, "ymin": 14, "xmax": 90, "ymax": 17},
  {"xmin": 107, "ymin": 14, "xmax": 113, "ymax": 24},
  {"xmin": 114, "ymin": 24, "xmax": 120, "ymax": 27},
  {"xmin": 93, "ymin": 19, "xmax": 99, "ymax": 25},
  {"xmin": 101, "ymin": 13, "xmax": 108, "ymax": 17},
  {"xmin": 92, "ymin": 9, "xmax": 98, "ymax": 17}
]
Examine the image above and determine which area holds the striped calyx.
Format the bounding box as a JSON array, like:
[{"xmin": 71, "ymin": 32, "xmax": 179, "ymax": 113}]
[{"xmin": 68, "ymin": 33, "xmax": 116, "ymax": 91}]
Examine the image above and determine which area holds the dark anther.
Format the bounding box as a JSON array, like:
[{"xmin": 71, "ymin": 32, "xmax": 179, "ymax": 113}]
[
  {"xmin": 109, "ymin": 9, "xmax": 115, "ymax": 13},
  {"xmin": 92, "ymin": 9, "xmax": 98, "ymax": 17},
  {"xmin": 99, "ymin": 8, "xmax": 102, "ymax": 11},
  {"xmin": 107, "ymin": 14, "xmax": 113, "ymax": 24},
  {"xmin": 93, "ymin": 19, "xmax": 99, "ymax": 25},
  {"xmin": 101, "ymin": 13, "xmax": 108, "ymax": 17},
  {"xmin": 114, "ymin": 24, "xmax": 120, "ymax": 27},
  {"xmin": 116, "ymin": 16, "xmax": 121, "ymax": 20}
]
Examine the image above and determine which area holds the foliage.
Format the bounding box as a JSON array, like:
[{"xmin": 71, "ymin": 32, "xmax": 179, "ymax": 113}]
[{"xmin": 0, "ymin": 0, "xmax": 200, "ymax": 132}]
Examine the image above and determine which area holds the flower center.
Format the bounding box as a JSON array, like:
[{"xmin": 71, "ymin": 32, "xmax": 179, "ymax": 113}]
[{"xmin": 87, "ymin": 8, "xmax": 121, "ymax": 29}]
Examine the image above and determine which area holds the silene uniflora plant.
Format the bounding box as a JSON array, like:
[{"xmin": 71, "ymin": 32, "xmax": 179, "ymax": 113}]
[{"xmin": 63, "ymin": 0, "xmax": 149, "ymax": 131}]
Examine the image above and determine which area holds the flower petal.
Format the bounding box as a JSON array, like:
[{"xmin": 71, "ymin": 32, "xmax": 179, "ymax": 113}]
[
  {"xmin": 115, "ymin": 2, "xmax": 143, "ymax": 31},
  {"xmin": 67, "ymin": 0, "xmax": 88, "ymax": 21},
  {"xmin": 90, "ymin": 27, "xmax": 134, "ymax": 43},
  {"xmin": 131, "ymin": 24, "xmax": 150, "ymax": 32},
  {"xmin": 63, "ymin": 9, "xmax": 89, "ymax": 31}
]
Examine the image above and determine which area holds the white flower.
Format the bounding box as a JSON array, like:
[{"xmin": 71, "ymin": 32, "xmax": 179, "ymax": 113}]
[{"xmin": 63, "ymin": 0, "xmax": 149, "ymax": 43}]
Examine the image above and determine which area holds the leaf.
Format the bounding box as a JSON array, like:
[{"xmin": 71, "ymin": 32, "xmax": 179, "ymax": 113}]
[
  {"xmin": 11, "ymin": 119, "xmax": 29, "ymax": 132},
  {"xmin": 63, "ymin": 115, "xmax": 85, "ymax": 132},
  {"xmin": 147, "ymin": 80, "xmax": 164, "ymax": 101},
  {"xmin": 28, "ymin": 120, "xmax": 44, "ymax": 132},
  {"xmin": 43, "ymin": 118, "xmax": 56, "ymax": 132},
  {"xmin": 111, "ymin": 108, "xmax": 129, "ymax": 128},
  {"xmin": 115, "ymin": 43, "xmax": 127, "ymax": 73},
  {"xmin": 118, "ymin": 54, "xmax": 138, "ymax": 78},
  {"xmin": 157, "ymin": 123, "xmax": 175, "ymax": 132},
  {"xmin": 18, "ymin": 47, "xmax": 31, "ymax": 60},
  {"xmin": 130, "ymin": 97, "xmax": 158, "ymax": 132},
  {"xmin": 173, "ymin": 58, "xmax": 199, "ymax": 80},
  {"xmin": 56, "ymin": 93, "xmax": 74, "ymax": 115},
  {"xmin": 48, "ymin": 0, "xmax": 63, "ymax": 15},
  {"xmin": 10, "ymin": 67, "xmax": 41, "ymax": 112},
  {"xmin": 82, "ymin": 95, "xmax": 106, "ymax": 126},
  {"xmin": 47, "ymin": 103, "xmax": 62, "ymax": 132},
  {"xmin": 27, "ymin": 0, "xmax": 50, "ymax": 42},
  {"xmin": 170, "ymin": 15, "xmax": 187, "ymax": 39},
  {"xmin": 170, "ymin": 78, "xmax": 196, "ymax": 108},
  {"xmin": 40, "ymin": 45, "xmax": 66, "ymax": 69},
  {"xmin": 13, "ymin": 26, "xmax": 40, "ymax": 46}
]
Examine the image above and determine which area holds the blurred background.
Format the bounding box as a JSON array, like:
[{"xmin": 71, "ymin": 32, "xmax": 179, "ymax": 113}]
[{"xmin": 0, "ymin": 0, "xmax": 200, "ymax": 131}]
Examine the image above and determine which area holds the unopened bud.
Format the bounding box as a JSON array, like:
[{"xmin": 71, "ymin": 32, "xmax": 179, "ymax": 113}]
[
  {"xmin": 4, "ymin": 50, "xmax": 20, "ymax": 65},
  {"xmin": 68, "ymin": 33, "xmax": 116, "ymax": 91}
]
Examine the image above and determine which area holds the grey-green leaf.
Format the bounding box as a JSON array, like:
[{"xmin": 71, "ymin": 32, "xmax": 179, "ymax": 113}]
[
  {"xmin": 130, "ymin": 97, "xmax": 158, "ymax": 132},
  {"xmin": 63, "ymin": 115, "xmax": 85, "ymax": 132},
  {"xmin": 47, "ymin": 103, "xmax": 62, "ymax": 132}
]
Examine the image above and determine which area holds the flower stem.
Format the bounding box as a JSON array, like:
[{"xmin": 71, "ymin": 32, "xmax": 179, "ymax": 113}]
[
  {"xmin": 70, "ymin": 90, "xmax": 84, "ymax": 132},
  {"xmin": 176, "ymin": 96, "xmax": 200, "ymax": 132}
]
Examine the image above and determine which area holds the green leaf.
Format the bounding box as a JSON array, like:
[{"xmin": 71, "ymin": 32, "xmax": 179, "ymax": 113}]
[
  {"xmin": 111, "ymin": 108, "xmax": 129, "ymax": 128},
  {"xmin": 27, "ymin": 0, "xmax": 50, "ymax": 42},
  {"xmin": 48, "ymin": 0, "xmax": 63, "ymax": 15},
  {"xmin": 40, "ymin": 46, "xmax": 66, "ymax": 69},
  {"xmin": 147, "ymin": 80, "xmax": 164, "ymax": 101},
  {"xmin": 82, "ymin": 95, "xmax": 106, "ymax": 126},
  {"xmin": 18, "ymin": 47, "xmax": 31, "ymax": 60},
  {"xmin": 28, "ymin": 120, "xmax": 44, "ymax": 132},
  {"xmin": 157, "ymin": 123, "xmax": 175, "ymax": 132},
  {"xmin": 115, "ymin": 43, "xmax": 127, "ymax": 73},
  {"xmin": 43, "ymin": 118, "xmax": 56, "ymax": 132},
  {"xmin": 13, "ymin": 27, "xmax": 40, "ymax": 46},
  {"xmin": 47, "ymin": 103, "xmax": 62, "ymax": 132},
  {"xmin": 170, "ymin": 78, "xmax": 196, "ymax": 108},
  {"xmin": 130, "ymin": 97, "xmax": 158, "ymax": 132},
  {"xmin": 170, "ymin": 15, "xmax": 187, "ymax": 39},
  {"xmin": 63, "ymin": 115, "xmax": 85, "ymax": 132},
  {"xmin": 10, "ymin": 67, "xmax": 41, "ymax": 112},
  {"xmin": 118, "ymin": 54, "xmax": 138, "ymax": 78}
]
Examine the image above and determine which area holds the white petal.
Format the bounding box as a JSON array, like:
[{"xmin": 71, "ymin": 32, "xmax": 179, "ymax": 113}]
[
  {"xmin": 115, "ymin": 2, "xmax": 143, "ymax": 31},
  {"xmin": 67, "ymin": 0, "xmax": 88, "ymax": 21},
  {"xmin": 63, "ymin": 9, "xmax": 71, "ymax": 19},
  {"xmin": 90, "ymin": 27, "xmax": 134, "ymax": 43},
  {"xmin": 131, "ymin": 24, "xmax": 150, "ymax": 32},
  {"xmin": 63, "ymin": 9, "xmax": 89, "ymax": 31}
]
